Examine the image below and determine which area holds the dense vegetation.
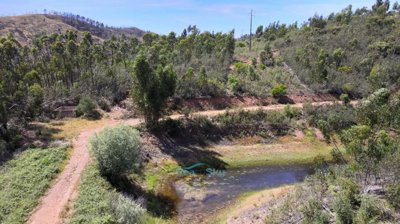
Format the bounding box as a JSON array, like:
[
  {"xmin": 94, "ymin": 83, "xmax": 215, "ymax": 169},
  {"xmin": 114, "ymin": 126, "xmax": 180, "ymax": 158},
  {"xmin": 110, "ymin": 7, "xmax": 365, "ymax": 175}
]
[
  {"xmin": 0, "ymin": 26, "xmax": 234, "ymax": 157},
  {"xmin": 265, "ymin": 88, "xmax": 400, "ymax": 223},
  {"xmin": 254, "ymin": 0, "xmax": 400, "ymax": 98}
]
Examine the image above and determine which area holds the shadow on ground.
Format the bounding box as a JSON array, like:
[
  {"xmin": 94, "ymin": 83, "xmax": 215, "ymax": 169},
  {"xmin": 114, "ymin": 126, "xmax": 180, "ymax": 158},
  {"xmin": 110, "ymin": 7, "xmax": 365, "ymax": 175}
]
[{"xmin": 108, "ymin": 174, "xmax": 178, "ymax": 218}]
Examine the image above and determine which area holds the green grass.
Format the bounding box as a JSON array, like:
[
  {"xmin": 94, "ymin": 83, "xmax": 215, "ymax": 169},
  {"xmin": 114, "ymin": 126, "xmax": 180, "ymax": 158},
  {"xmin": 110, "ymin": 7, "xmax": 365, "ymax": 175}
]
[
  {"xmin": 69, "ymin": 164, "xmax": 115, "ymax": 224},
  {"xmin": 0, "ymin": 147, "xmax": 68, "ymax": 224},
  {"xmin": 210, "ymin": 138, "xmax": 344, "ymax": 168},
  {"xmin": 71, "ymin": 164, "xmax": 175, "ymax": 224}
]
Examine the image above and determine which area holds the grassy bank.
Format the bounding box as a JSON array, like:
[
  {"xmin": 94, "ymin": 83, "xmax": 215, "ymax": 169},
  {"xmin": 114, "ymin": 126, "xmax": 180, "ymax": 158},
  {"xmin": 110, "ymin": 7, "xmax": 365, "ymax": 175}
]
[
  {"xmin": 210, "ymin": 136, "xmax": 340, "ymax": 168},
  {"xmin": 70, "ymin": 164, "xmax": 174, "ymax": 224},
  {"xmin": 0, "ymin": 147, "xmax": 68, "ymax": 224},
  {"xmin": 212, "ymin": 185, "xmax": 294, "ymax": 224}
]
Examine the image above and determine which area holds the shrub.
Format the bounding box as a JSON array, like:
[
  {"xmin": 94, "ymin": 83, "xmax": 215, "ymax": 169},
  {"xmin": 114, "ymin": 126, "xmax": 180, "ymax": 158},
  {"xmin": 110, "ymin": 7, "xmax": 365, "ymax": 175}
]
[
  {"xmin": 342, "ymin": 83, "xmax": 354, "ymax": 94},
  {"xmin": 234, "ymin": 62, "xmax": 248, "ymax": 74},
  {"xmin": 386, "ymin": 183, "xmax": 400, "ymax": 209},
  {"xmin": 97, "ymin": 98, "xmax": 112, "ymax": 112},
  {"xmin": 338, "ymin": 66, "xmax": 352, "ymax": 73},
  {"xmin": 251, "ymin": 57, "xmax": 257, "ymax": 66},
  {"xmin": 333, "ymin": 192, "xmax": 354, "ymax": 224},
  {"xmin": 76, "ymin": 97, "xmax": 101, "ymax": 119},
  {"xmin": 271, "ymin": 84, "xmax": 287, "ymax": 97},
  {"xmin": 340, "ymin": 93, "xmax": 350, "ymax": 104},
  {"xmin": 354, "ymin": 195, "xmax": 395, "ymax": 223},
  {"xmin": 333, "ymin": 177, "xmax": 360, "ymax": 224},
  {"xmin": 283, "ymin": 105, "xmax": 300, "ymax": 119},
  {"xmin": 89, "ymin": 125, "xmax": 141, "ymax": 177},
  {"xmin": 237, "ymin": 42, "xmax": 246, "ymax": 48},
  {"xmin": 228, "ymin": 74, "xmax": 240, "ymax": 93},
  {"xmin": 301, "ymin": 198, "xmax": 330, "ymax": 224},
  {"xmin": 109, "ymin": 193, "xmax": 146, "ymax": 224}
]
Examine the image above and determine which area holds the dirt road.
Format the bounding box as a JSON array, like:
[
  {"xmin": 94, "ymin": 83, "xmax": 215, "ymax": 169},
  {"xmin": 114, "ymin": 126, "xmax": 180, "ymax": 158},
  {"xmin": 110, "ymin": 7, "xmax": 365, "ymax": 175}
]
[
  {"xmin": 27, "ymin": 118, "xmax": 142, "ymax": 224},
  {"xmin": 27, "ymin": 100, "xmax": 353, "ymax": 224}
]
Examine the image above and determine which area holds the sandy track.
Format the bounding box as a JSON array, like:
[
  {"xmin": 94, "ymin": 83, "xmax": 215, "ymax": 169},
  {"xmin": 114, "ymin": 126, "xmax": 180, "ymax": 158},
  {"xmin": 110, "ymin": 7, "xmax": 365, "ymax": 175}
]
[{"xmin": 27, "ymin": 100, "xmax": 353, "ymax": 224}]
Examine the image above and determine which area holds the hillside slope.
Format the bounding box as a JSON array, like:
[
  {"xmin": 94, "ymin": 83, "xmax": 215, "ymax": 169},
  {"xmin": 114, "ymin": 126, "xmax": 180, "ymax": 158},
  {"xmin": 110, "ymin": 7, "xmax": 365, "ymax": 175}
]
[
  {"xmin": 248, "ymin": 3, "xmax": 400, "ymax": 98},
  {"xmin": 0, "ymin": 14, "xmax": 145, "ymax": 44}
]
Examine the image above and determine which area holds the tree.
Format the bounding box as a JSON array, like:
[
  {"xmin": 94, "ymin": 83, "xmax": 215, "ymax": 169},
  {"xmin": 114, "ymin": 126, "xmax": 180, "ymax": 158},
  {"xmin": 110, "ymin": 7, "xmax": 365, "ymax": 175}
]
[
  {"xmin": 255, "ymin": 25, "xmax": 264, "ymax": 38},
  {"xmin": 393, "ymin": 1, "xmax": 400, "ymax": 11},
  {"xmin": 341, "ymin": 125, "xmax": 396, "ymax": 174},
  {"xmin": 309, "ymin": 14, "xmax": 327, "ymax": 29},
  {"xmin": 131, "ymin": 55, "xmax": 176, "ymax": 129},
  {"xmin": 260, "ymin": 44, "xmax": 274, "ymax": 66},
  {"xmin": 198, "ymin": 66, "xmax": 208, "ymax": 94}
]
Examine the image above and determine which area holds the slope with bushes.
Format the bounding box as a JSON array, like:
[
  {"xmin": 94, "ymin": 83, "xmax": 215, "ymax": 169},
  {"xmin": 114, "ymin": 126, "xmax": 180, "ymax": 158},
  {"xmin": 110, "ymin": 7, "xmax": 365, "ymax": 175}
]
[{"xmin": 254, "ymin": 1, "xmax": 400, "ymax": 98}]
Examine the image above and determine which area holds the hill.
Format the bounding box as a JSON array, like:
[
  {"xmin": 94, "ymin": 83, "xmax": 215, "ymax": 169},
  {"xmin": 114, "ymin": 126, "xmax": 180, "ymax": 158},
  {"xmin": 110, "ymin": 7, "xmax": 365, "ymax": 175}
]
[
  {"xmin": 0, "ymin": 14, "xmax": 145, "ymax": 44},
  {"xmin": 239, "ymin": 2, "xmax": 400, "ymax": 98}
]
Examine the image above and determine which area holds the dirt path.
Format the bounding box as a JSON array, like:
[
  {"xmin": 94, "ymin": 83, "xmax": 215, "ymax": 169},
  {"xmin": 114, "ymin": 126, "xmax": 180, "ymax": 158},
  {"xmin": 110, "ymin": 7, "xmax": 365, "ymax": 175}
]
[
  {"xmin": 28, "ymin": 117, "xmax": 142, "ymax": 224},
  {"xmin": 27, "ymin": 100, "xmax": 354, "ymax": 224}
]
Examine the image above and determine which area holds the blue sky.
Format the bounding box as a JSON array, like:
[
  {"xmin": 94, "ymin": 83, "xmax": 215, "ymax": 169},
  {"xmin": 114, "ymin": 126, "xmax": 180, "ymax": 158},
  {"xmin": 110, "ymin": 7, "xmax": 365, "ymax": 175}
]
[{"xmin": 1, "ymin": 0, "xmax": 376, "ymax": 36}]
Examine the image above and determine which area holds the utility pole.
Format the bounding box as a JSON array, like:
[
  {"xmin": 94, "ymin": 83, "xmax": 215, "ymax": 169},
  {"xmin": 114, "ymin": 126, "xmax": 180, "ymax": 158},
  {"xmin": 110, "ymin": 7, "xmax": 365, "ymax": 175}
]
[{"xmin": 249, "ymin": 9, "xmax": 254, "ymax": 52}]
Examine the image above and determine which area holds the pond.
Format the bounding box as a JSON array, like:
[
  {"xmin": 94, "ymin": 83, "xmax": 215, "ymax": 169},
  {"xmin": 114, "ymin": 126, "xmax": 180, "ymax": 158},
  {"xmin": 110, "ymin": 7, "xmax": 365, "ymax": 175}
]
[{"xmin": 173, "ymin": 165, "xmax": 313, "ymax": 223}]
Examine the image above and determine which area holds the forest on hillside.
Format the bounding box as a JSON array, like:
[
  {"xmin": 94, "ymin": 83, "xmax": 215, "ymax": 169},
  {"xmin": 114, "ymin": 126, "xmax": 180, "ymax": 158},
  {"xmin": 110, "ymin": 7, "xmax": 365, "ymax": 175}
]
[
  {"xmin": 262, "ymin": 0, "xmax": 400, "ymax": 97},
  {"xmin": 1, "ymin": 1, "xmax": 400, "ymax": 224},
  {"xmin": 2, "ymin": 0, "xmax": 400, "ymax": 160}
]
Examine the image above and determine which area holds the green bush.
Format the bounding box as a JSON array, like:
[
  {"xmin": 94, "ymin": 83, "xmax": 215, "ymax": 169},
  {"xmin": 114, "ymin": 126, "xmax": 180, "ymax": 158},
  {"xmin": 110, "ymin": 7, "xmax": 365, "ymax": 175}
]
[
  {"xmin": 340, "ymin": 93, "xmax": 350, "ymax": 104},
  {"xmin": 386, "ymin": 183, "xmax": 400, "ymax": 209},
  {"xmin": 234, "ymin": 62, "xmax": 248, "ymax": 74},
  {"xmin": 228, "ymin": 74, "xmax": 240, "ymax": 93},
  {"xmin": 237, "ymin": 42, "xmax": 246, "ymax": 48},
  {"xmin": 342, "ymin": 83, "xmax": 354, "ymax": 94},
  {"xmin": 271, "ymin": 84, "xmax": 287, "ymax": 98},
  {"xmin": 333, "ymin": 177, "xmax": 360, "ymax": 224},
  {"xmin": 89, "ymin": 125, "xmax": 141, "ymax": 177},
  {"xmin": 76, "ymin": 97, "xmax": 101, "ymax": 119},
  {"xmin": 301, "ymin": 198, "xmax": 330, "ymax": 224},
  {"xmin": 354, "ymin": 195, "xmax": 395, "ymax": 224},
  {"xmin": 333, "ymin": 192, "xmax": 354, "ymax": 224},
  {"xmin": 283, "ymin": 105, "xmax": 300, "ymax": 119},
  {"xmin": 109, "ymin": 193, "xmax": 146, "ymax": 224}
]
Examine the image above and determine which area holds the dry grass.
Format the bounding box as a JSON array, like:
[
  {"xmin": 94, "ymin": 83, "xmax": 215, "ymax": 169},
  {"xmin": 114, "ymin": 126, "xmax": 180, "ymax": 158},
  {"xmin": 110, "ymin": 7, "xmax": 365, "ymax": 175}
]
[
  {"xmin": 0, "ymin": 15, "xmax": 80, "ymax": 44},
  {"xmin": 48, "ymin": 118, "xmax": 107, "ymax": 140}
]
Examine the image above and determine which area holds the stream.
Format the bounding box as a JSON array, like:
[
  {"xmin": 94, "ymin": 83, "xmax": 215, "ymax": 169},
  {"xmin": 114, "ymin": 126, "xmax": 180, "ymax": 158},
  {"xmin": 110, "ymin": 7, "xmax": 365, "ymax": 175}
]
[{"xmin": 173, "ymin": 165, "xmax": 313, "ymax": 223}]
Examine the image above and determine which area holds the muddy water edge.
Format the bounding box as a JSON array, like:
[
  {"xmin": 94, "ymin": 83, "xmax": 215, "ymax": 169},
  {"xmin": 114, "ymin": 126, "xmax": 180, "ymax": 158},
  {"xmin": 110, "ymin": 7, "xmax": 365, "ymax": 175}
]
[{"xmin": 165, "ymin": 164, "xmax": 314, "ymax": 223}]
